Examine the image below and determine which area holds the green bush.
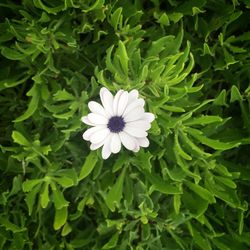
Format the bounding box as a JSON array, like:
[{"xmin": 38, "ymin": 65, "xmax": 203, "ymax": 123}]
[{"xmin": 0, "ymin": 0, "xmax": 250, "ymax": 249}]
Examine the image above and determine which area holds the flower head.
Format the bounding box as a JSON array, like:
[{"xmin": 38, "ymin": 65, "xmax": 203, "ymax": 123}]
[{"xmin": 81, "ymin": 87, "xmax": 155, "ymax": 159}]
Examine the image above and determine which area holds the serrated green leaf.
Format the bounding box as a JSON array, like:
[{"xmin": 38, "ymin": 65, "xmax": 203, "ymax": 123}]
[
  {"xmin": 12, "ymin": 131, "xmax": 30, "ymax": 147},
  {"xmin": 23, "ymin": 179, "xmax": 42, "ymax": 192},
  {"xmin": 0, "ymin": 217, "xmax": 26, "ymax": 233},
  {"xmin": 53, "ymin": 89, "xmax": 75, "ymax": 101},
  {"xmin": 144, "ymin": 170, "xmax": 182, "ymax": 194},
  {"xmin": 8, "ymin": 175, "xmax": 22, "ymax": 197},
  {"xmin": 105, "ymin": 168, "xmax": 126, "ymax": 212},
  {"xmin": 179, "ymin": 130, "xmax": 211, "ymax": 157},
  {"xmin": 174, "ymin": 132, "xmax": 192, "ymax": 161},
  {"xmin": 24, "ymin": 184, "xmax": 41, "ymax": 215},
  {"xmin": 185, "ymin": 180, "xmax": 215, "ymax": 203},
  {"xmin": 187, "ymin": 127, "xmax": 241, "ymax": 150}
]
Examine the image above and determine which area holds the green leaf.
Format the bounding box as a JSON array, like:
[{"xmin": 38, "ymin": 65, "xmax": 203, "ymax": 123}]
[
  {"xmin": 40, "ymin": 183, "xmax": 50, "ymax": 209},
  {"xmin": 174, "ymin": 133, "xmax": 192, "ymax": 161},
  {"xmin": 192, "ymin": 227, "xmax": 212, "ymax": 250},
  {"xmin": 147, "ymin": 36, "xmax": 175, "ymax": 57},
  {"xmin": 144, "ymin": 170, "xmax": 182, "ymax": 194},
  {"xmin": 230, "ymin": 85, "xmax": 243, "ymax": 102},
  {"xmin": 215, "ymin": 176, "xmax": 237, "ymax": 189},
  {"xmin": 0, "ymin": 217, "xmax": 26, "ymax": 233},
  {"xmin": 53, "ymin": 189, "xmax": 69, "ymax": 210},
  {"xmin": 213, "ymin": 89, "xmax": 228, "ymax": 106},
  {"xmin": 53, "ymin": 169, "xmax": 78, "ymax": 186},
  {"xmin": 175, "ymin": 0, "xmax": 206, "ymax": 15},
  {"xmin": 53, "ymin": 89, "xmax": 75, "ymax": 101},
  {"xmin": 110, "ymin": 7, "xmax": 122, "ymax": 30},
  {"xmin": 174, "ymin": 194, "xmax": 181, "ymax": 214},
  {"xmin": 53, "ymin": 176, "xmax": 74, "ymax": 188},
  {"xmin": 133, "ymin": 151, "xmax": 153, "ymax": 172},
  {"xmin": 185, "ymin": 180, "xmax": 215, "ymax": 203},
  {"xmin": 0, "ymin": 75, "xmax": 29, "ymax": 91},
  {"xmin": 163, "ymin": 105, "xmax": 185, "ymax": 112},
  {"xmin": 179, "ymin": 130, "xmax": 211, "ymax": 157},
  {"xmin": 8, "ymin": 175, "xmax": 22, "ymax": 197},
  {"xmin": 112, "ymin": 154, "xmax": 129, "ymax": 173},
  {"xmin": 54, "ymin": 206, "xmax": 68, "ymax": 230},
  {"xmin": 23, "ymin": 179, "xmax": 42, "ymax": 192},
  {"xmin": 24, "ymin": 184, "xmax": 41, "ymax": 215},
  {"xmin": 223, "ymin": 48, "xmax": 238, "ymax": 68},
  {"xmin": 184, "ymin": 115, "xmax": 223, "ymax": 126},
  {"xmin": 157, "ymin": 13, "xmax": 170, "ymax": 26},
  {"xmin": 116, "ymin": 41, "xmax": 129, "ymax": 76},
  {"xmin": 82, "ymin": 0, "xmax": 104, "ymax": 12},
  {"xmin": 102, "ymin": 232, "xmax": 119, "ymax": 249},
  {"xmin": 33, "ymin": 0, "xmax": 64, "ymax": 14},
  {"xmin": 79, "ymin": 151, "xmax": 98, "ymax": 181},
  {"xmin": 187, "ymin": 128, "xmax": 241, "ymax": 150},
  {"xmin": 61, "ymin": 222, "xmax": 72, "ymax": 236},
  {"xmin": 168, "ymin": 12, "xmax": 183, "ymax": 23},
  {"xmin": 14, "ymin": 84, "xmax": 40, "ymax": 122},
  {"xmin": 1, "ymin": 47, "xmax": 27, "ymax": 60},
  {"xmin": 12, "ymin": 131, "xmax": 30, "ymax": 147},
  {"xmin": 105, "ymin": 168, "xmax": 126, "ymax": 212},
  {"xmin": 182, "ymin": 191, "xmax": 209, "ymax": 217}
]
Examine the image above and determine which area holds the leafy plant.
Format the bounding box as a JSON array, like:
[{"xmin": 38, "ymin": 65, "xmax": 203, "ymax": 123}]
[{"xmin": 0, "ymin": 0, "xmax": 250, "ymax": 249}]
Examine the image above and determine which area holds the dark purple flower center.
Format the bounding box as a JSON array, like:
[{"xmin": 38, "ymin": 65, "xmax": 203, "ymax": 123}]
[{"xmin": 107, "ymin": 116, "xmax": 125, "ymax": 133}]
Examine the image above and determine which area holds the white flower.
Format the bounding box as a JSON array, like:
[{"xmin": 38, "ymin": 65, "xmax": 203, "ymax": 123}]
[{"xmin": 81, "ymin": 87, "xmax": 155, "ymax": 159}]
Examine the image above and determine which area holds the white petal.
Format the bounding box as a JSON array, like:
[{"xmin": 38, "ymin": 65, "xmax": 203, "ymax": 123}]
[
  {"xmin": 88, "ymin": 113, "xmax": 108, "ymax": 125},
  {"xmin": 113, "ymin": 90, "xmax": 124, "ymax": 115},
  {"xmin": 126, "ymin": 120, "xmax": 151, "ymax": 131},
  {"xmin": 100, "ymin": 87, "xmax": 114, "ymax": 117},
  {"xmin": 124, "ymin": 126, "xmax": 148, "ymax": 138},
  {"xmin": 90, "ymin": 140, "xmax": 105, "ymax": 150},
  {"xmin": 119, "ymin": 131, "xmax": 136, "ymax": 150},
  {"xmin": 137, "ymin": 137, "xmax": 150, "ymax": 147},
  {"xmin": 128, "ymin": 89, "xmax": 139, "ymax": 104},
  {"xmin": 88, "ymin": 101, "xmax": 107, "ymax": 117},
  {"xmin": 142, "ymin": 112, "xmax": 155, "ymax": 123},
  {"xmin": 110, "ymin": 133, "xmax": 121, "ymax": 154},
  {"xmin": 82, "ymin": 126, "xmax": 104, "ymax": 141},
  {"xmin": 90, "ymin": 128, "xmax": 110, "ymax": 144},
  {"xmin": 117, "ymin": 91, "xmax": 129, "ymax": 116},
  {"xmin": 81, "ymin": 116, "xmax": 94, "ymax": 126},
  {"xmin": 123, "ymin": 107, "xmax": 144, "ymax": 122},
  {"xmin": 102, "ymin": 134, "xmax": 112, "ymax": 159},
  {"xmin": 123, "ymin": 99, "xmax": 145, "ymax": 117},
  {"xmin": 132, "ymin": 143, "xmax": 140, "ymax": 152}
]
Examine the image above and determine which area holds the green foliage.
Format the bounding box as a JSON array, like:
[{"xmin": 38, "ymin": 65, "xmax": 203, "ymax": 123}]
[{"xmin": 0, "ymin": 0, "xmax": 250, "ymax": 249}]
